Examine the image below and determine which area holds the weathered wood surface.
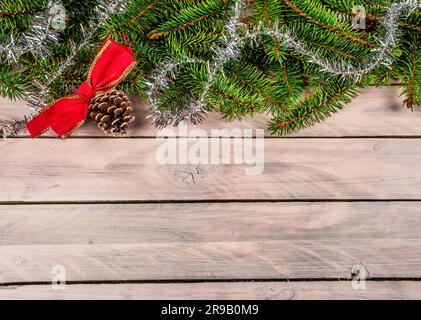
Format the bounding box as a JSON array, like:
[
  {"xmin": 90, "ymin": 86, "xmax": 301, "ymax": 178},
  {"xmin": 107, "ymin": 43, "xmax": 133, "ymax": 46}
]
[
  {"xmin": 1, "ymin": 139, "xmax": 421, "ymax": 202},
  {"xmin": 0, "ymin": 202, "xmax": 420, "ymax": 284},
  {"xmin": 1, "ymin": 87, "xmax": 420, "ymax": 137},
  {"xmin": 1, "ymin": 86, "xmax": 420, "ymax": 299},
  {"xmin": 1, "ymin": 239, "xmax": 421, "ymax": 283},
  {"xmin": 1, "ymin": 202, "xmax": 420, "ymax": 245},
  {"xmin": 1, "ymin": 282, "xmax": 421, "ymax": 300}
]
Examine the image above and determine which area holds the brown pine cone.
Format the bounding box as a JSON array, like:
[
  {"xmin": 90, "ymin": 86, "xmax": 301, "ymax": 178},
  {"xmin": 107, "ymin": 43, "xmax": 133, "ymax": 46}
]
[{"xmin": 88, "ymin": 89, "xmax": 135, "ymax": 136}]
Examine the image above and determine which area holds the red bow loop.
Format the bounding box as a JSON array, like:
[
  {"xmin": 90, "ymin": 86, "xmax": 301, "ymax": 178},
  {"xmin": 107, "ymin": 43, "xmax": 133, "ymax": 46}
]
[{"xmin": 27, "ymin": 38, "xmax": 137, "ymax": 139}]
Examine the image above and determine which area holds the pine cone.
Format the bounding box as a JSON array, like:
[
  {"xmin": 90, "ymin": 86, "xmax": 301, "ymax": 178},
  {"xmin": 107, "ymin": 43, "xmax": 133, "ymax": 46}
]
[{"xmin": 88, "ymin": 90, "xmax": 135, "ymax": 136}]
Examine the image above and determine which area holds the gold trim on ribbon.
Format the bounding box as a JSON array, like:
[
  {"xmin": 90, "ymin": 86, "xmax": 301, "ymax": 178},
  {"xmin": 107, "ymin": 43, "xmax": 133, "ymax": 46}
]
[
  {"xmin": 87, "ymin": 39, "xmax": 113, "ymax": 85},
  {"xmin": 60, "ymin": 119, "xmax": 86, "ymax": 140},
  {"xmin": 29, "ymin": 38, "xmax": 137, "ymax": 139},
  {"xmin": 96, "ymin": 60, "xmax": 138, "ymax": 94}
]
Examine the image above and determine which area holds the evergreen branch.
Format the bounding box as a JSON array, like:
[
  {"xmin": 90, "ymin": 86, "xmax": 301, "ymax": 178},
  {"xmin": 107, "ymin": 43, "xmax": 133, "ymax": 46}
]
[
  {"xmin": 408, "ymin": 50, "xmax": 416, "ymax": 107},
  {"xmin": 128, "ymin": 0, "xmax": 160, "ymax": 26},
  {"xmin": 1, "ymin": 0, "xmax": 130, "ymax": 138},
  {"xmin": 0, "ymin": 65, "xmax": 27, "ymax": 100},
  {"xmin": 321, "ymin": 2, "xmax": 381, "ymax": 22},
  {"xmin": 403, "ymin": 45, "xmax": 418, "ymax": 109},
  {"xmin": 272, "ymin": 36, "xmax": 282, "ymax": 58},
  {"xmin": 210, "ymin": 86, "xmax": 256, "ymax": 111},
  {"xmin": 282, "ymin": 63, "xmax": 294, "ymax": 96},
  {"xmin": 262, "ymin": 0, "xmax": 270, "ymax": 24},
  {"xmin": 283, "ymin": 0, "xmax": 379, "ymax": 49},
  {"xmin": 0, "ymin": 0, "xmax": 62, "ymax": 63},
  {"xmin": 149, "ymin": 7, "xmax": 229, "ymax": 40},
  {"xmin": 106, "ymin": 0, "xmax": 160, "ymax": 35},
  {"xmin": 317, "ymin": 43, "xmax": 356, "ymax": 60},
  {"xmin": 148, "ymin": 0, "xmax": 243, "ymax": 127},
  {"xmin": 27, "ymin": 0, "xmax": 129, "ymax": 111},
  {"xmin": 227, "ymin": 67, "xmax": 287, "ymax": 112},
  {"xmin": 254, "ymin": 0, "xmax": 420, "ymax": 79},
  {"xmin": 0, "ymin": 9, "xmax": 40, "ymax": 16},
  {"xmin": 400, "ymin": 21, "xmax": 421, "ymax": 33},
  {"xmin": 269, "ymin": 81, "xmax": 361, "ymax": 135}
]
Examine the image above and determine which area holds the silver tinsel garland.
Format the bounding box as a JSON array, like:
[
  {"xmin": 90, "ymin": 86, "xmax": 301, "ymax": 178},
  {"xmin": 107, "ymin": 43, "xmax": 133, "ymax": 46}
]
[
  {"xmin": 27, "ymin": 0, "xmax": 128, "ymax": 111},
  {"xmin": 0, "ymin": 1, "xmax": 63, "ymax": 63},
  {"xmin": 0, "ymin": 117, "xmax": 27, "ymax": 139},
  {"xmin": 147, "ymin": 0, "xmax": 246, "ymax": 128},
  {"xmin": 1, "ymin": 0, "xmax": 419, "ymax": 137},
  {"xmin": 0, "ymin": 0, "xmax": 128, "ymax": 138},
  {"xmin": 148, "ymin": 0, "xmax": 419, "ymax": 128},
  {"xmin": 255, "ymin": 0, "xmax": 420, "ymax": 80}
]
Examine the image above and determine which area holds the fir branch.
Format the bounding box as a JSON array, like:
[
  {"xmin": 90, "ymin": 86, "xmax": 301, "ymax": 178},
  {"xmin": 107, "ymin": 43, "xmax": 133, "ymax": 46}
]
[
  {"xmin": 405, "ymin": 50, "xmax": 417, "ymax": 109},
  {"xmin": 283, "ymin": 0, "xmax": 379, "ymax": 49},
  {"xmin": 227, "ymin": 67, "xmax": 287, "ymax": 112},
  {"xmin": 282, "ymin": 63, "xmax": 294, "ymax": 97},
  {"xmin": 403, "ymin": 46, "xmax": 418, "ymax": 109},
  {"xmin": 269, "ymin": 81, "xmax": 361, "ymax": 135},
  {"xmin": 316, "ymin": 43, "xmax": 357, "ymax": 60},
  {"xmin": 0, "ymin": 0, "xmax": 62, "ymax": 63},
  {"xmin": 0, "ymin": 65, "xmax": 27, "ymax": 100},
  {"xmin": 148, "ymin": 1, "xmax": 232, "ymax": 40},
  {"xmin": 106, "ymin": 0, "xmax": 160, "ymax": 35},
  {"xmin": 0, "ymin": 9, "xmax": 40, "ymax": 16},
  {"xmin": 254, "ymin": 0, "xmax": 420, "ymax": 79}
]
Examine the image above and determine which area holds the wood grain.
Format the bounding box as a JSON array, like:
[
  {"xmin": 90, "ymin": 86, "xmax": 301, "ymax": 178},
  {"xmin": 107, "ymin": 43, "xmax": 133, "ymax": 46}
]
[
  {"xmin": 1, "ymin": 202, "xmax": 421, "ymax": 246},
  {"xmin": 1, "ymin": 138, "xmax": 421, "ymax": 202},
  {"xmin": 1, "ymin": 239, "xmax": 421, "ymax": 283},
  {"xmin": 1, "ymin": 86, "xmax": 420, "ymax": 298},
  {"xmin": 1, "ymin": 87, "xmax": 419, "ymax": 137},
  {"xmin": 1, "ymin": 281, "xmax": 421, "ymax": 300},
  {"xmin": 1, "ymin": 202, "xmax": 420, "ymax": 284}
]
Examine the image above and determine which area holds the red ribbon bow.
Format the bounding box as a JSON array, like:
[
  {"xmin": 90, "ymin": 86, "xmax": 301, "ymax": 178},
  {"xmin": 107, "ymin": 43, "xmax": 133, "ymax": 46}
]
[{"xmin": 27, "ymin": 38, "xmax": 137, "ymax": 139}]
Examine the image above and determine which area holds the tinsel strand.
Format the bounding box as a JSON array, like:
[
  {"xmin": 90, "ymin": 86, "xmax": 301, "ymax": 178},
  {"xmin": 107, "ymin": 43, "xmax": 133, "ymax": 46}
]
[
  {"xmin": 148, "ymin": 0, "xmax": 247, "ymax": 128},
  {"xmin": 0, "ymin": 0, "xmax": 63, "ymax": 63},
  {"xmin": 26, "ymin": 0, "xmax": 128, "ymax": 111},
  {"xmin": 254, "ymin": 0, "xmax": 420, "ymax": 81},
  {"xmin": 148, "ymin": 0, "xmax": 419, "ymax": 128},
  {"xmin": 1, "ymin": 0, "xmax": 128, "ymax": 138}
]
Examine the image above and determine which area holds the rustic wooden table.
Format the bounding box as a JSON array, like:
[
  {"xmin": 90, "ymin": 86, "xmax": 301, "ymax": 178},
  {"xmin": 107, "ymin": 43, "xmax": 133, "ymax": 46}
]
[{"xmin": 0, "ymin": 86, "xmax": 421, "ymax": 299}]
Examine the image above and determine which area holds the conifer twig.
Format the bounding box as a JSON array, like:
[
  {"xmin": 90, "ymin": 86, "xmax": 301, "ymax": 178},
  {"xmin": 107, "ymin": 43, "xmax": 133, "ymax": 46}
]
[
  {"xmin": 0, "ymin": 0, "xmax": 63, "ymax": 63},
  {"xmin": 1, "ymin": 0, "xmax": 128, "ymax": 138}
]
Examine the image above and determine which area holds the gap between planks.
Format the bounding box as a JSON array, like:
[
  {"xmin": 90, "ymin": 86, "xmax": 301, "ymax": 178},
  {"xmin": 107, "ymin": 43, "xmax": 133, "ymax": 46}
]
[{"xmin": 4, "ymin": 199, "xmax": 421, "ymax": 205}]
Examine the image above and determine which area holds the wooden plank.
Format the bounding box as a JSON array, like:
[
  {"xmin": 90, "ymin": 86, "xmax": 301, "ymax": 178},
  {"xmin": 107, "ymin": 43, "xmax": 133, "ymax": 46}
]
[
  {"xmin": 1, "ymin": 202, "xmax": 421, "ymax": 246},
  {"xmin": 1, "ymin": 138, "xmax": 421, "ymax": 201},
  {"xmin": 1, "ymin": 202, "xmax": 421, "ymax": 283},
  {"xmin": 1, "ymin": 281, "xmax": 420, "ymax": 300},
  {"xmin": 1, "ymin": 239, "xmax": 421, "ymax": 283},
  {"xmin": 1, "ymin": 87, "xmax": 419, "ymax": 137}
]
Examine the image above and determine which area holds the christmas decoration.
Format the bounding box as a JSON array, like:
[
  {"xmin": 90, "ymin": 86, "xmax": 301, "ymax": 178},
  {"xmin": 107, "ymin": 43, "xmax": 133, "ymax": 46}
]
[
  {"xmin": 0, "ymin": 0, "xmax": 420, "ymax": 138},
  {"xmin": 26, "ymin": 37, "xmax": 136, "ymax": 138},
  {"xmin": 0, "ymin": 0, "xmax": 64, "ymax": 64},
  {"xmin": 149, "ymin": 0, "xmax": 420, "ymax": 130},
  {"xmin": 89, "ymin": 89, "xmax": 135, "ymax": 135}
]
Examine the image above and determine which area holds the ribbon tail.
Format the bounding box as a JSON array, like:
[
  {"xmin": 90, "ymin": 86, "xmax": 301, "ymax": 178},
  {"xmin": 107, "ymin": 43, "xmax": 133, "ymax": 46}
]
[
  {"xmin": 26, "ymin": 96, "xmax": 89, "ymax": 139},
  {"xmin": 27, "ymin": 112, "xmax": 50, "ymax": 138}
]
